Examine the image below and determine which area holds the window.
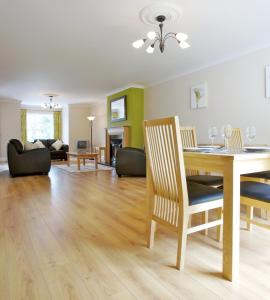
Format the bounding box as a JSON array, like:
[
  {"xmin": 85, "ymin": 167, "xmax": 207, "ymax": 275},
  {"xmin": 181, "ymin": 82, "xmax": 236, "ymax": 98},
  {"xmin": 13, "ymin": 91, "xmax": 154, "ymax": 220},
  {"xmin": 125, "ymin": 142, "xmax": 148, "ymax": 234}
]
[{"xmin": 27, "ymin": 111, "xmax": 54, "ymax": 142}]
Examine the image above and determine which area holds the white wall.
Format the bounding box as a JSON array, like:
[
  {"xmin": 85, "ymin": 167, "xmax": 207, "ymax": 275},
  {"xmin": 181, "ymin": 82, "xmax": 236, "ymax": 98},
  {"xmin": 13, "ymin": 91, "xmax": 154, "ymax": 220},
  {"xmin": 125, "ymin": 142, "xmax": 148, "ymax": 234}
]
[
  {"xmin": 0, "ymin": 100, "xmax": 21, "ymax": 160},
  {"xmin": 89, "ymin": 101, "xmax": 107, "ymax": 147},
  {"xmin": 145, "ymin": 47, "xmax": 270, "ymax": 145},
  {"xmin": 68, "ymin": 102, "xmax": 107, "ymax": 151},
  {"xmin": 68, "ymin": 104, "xmax": 91, "ymax": 151},
  {"xmin": 62, "ymin": 104, "xmax": 69, "ymax": 144}
]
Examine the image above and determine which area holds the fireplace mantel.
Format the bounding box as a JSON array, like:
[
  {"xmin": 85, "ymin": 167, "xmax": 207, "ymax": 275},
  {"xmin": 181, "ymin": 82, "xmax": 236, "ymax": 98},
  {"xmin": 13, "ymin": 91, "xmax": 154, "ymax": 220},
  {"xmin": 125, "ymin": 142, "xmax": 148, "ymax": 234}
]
[{"xmin": 107, "ymin": 127, "xmax": 125, "ymax": 136}]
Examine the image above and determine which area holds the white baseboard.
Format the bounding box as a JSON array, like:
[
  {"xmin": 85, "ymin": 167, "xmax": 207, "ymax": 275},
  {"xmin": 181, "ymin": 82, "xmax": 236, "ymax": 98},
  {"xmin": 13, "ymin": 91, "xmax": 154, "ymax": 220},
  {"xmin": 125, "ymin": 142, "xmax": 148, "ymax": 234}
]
[{"xmin": 0, "ymin": 157, "xmax": 7, "ymax": 162}]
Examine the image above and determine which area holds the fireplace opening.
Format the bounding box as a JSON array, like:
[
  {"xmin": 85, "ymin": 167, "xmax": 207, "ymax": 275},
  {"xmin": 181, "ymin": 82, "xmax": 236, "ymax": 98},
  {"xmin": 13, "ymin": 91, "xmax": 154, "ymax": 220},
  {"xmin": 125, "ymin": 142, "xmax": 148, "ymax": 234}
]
[{"xmin": 110, "ymin": 137, "xmax": 122, "ymax": 166}]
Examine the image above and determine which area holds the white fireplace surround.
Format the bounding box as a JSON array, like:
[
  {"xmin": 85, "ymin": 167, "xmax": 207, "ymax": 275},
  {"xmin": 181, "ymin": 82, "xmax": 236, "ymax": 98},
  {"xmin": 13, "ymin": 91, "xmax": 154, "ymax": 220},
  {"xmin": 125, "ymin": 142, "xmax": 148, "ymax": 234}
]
[{"xmin": 107, "ymin": 127, "xmax": 125, "ymax": 136}]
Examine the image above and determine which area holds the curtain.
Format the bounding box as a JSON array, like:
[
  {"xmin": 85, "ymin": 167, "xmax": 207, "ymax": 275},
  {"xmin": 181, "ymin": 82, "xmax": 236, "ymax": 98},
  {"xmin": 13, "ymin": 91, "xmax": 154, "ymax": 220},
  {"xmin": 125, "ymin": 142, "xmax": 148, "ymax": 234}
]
[
  {"xmin": 53, "ymin": 111, "xmax": 62, "ymax": 140},
  {"xmin": 21, "ymin": 109, "xmax": 27, "ymax": 143}
]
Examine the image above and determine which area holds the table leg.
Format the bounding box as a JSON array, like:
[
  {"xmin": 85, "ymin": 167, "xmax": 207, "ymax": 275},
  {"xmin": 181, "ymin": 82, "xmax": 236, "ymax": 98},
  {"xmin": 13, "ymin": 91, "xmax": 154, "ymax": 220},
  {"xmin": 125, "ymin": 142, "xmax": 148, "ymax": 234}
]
[
  {"xmin": 83, "ymin": 158, "xmax": 86, "ymax": 166},
  {"xmin": 77, "ymin": 158, "xmax": 81, "ymax": 171},
  {"xmin": 223, "ymin": 161, "xmax": 240, "ymax": 281},
  {"xmin": 95, "ymin": 157, "xmax": 98, "ymax": 169},
  {"xmin": 67, "ymin": 154, "xmax": 70, "ymax": 167}
]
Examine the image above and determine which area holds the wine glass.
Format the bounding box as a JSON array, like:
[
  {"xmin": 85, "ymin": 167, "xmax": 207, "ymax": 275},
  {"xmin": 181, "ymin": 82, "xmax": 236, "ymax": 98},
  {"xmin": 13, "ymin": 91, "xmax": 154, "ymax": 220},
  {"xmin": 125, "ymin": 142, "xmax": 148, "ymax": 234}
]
[
  {"xmin": 246, "ymin": 126, "xmax": 256, "ymax": 144},
  {"xmin": 208, "ymin": 126, "xmax": 218, "ymax": 146},
  {"xmin": 221, "ymin": 124, "xmax": 232, "ymax": 150}
]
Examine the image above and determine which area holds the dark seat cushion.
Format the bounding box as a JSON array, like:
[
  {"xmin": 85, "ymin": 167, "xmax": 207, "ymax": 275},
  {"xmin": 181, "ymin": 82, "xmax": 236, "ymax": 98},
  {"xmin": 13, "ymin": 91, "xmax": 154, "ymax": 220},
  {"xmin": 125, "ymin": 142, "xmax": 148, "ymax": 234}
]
[
  {"xmin": 9, "ymin": 139, "xmax": 23, "ymax": 154},
  {"xmin": 242, "ymin": 171, "xmax": 270, "ymax": 180},
  {"xmin": 51, "ymin": 150, "xmax": 64, "ymax": 155},
  {"xmin": 241, "ymin": 181, "xmax": 270, "ymax": 203},
  {"xmin": 187, "ymin": 182, "xmax": 223, "ymax": 206},
  {"xmin": 187, "ymin": 175, "xmax": 223, "ymax": 186}
]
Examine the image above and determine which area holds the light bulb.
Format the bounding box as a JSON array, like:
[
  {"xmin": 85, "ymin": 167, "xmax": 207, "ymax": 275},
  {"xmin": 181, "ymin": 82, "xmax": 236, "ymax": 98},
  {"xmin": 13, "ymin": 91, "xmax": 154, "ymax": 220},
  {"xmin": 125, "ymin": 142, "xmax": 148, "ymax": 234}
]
[
  {"xmin": 147, "ymin": 31, "xmax": 157, "ymax": 40},
  {"xmin": 179, "ymin": 41, "xmax": 190, "ymax": 49},
  {"xmin": 132, "ymin": 39, "xmax": 145, "ymax": 49},
  {"xmin": 87, "ymin": 116, "xmax": 95, "ymax": 121},
  {"xmin": 176, "ymin": 33, "xmax": 188, "ymax": 41},
  {"xmin": 146, "ymin": 45, "xmax": 154, "ymax": 54}
]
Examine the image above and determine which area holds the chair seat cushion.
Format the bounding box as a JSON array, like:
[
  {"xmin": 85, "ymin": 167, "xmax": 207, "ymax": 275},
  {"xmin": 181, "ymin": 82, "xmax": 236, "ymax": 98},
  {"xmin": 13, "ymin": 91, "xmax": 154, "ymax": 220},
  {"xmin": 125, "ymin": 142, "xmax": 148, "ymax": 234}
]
[
  {"xmin": 242, "ymin": 171, "xmax": 270, "ymax": 180},
  {"xmin": 187, "ymin": 175, "xmax": 223, "ymax": 186},
  {"xmin": 241, "ymin": 181, "xmax": 270, "ymax": 203},
  {"xmin": 187, "ymin": 182, "xmax": 223, "ymax": 206}
]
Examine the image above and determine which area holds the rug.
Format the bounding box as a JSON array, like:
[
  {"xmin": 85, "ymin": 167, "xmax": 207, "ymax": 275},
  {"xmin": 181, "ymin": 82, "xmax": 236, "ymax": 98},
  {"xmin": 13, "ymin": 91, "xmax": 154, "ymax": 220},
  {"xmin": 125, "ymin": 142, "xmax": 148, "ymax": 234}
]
[
  {"xmin": 0, "ymin": 163, "xmax": 8, "ymax": 172},
  {"xmin": 54, "ymin": 162, "xmax": 114, "ymax": 173}
]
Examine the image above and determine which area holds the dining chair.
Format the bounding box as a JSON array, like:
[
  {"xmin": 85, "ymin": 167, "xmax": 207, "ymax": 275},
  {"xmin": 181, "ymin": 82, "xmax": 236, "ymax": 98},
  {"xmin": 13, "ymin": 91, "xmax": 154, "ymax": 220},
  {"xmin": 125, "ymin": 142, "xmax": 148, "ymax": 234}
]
[
  {"xmin": 241, "ymin": 181, "xmax": 270, "ymax": 231},
  {"xmin": 222, "ymin": 128, "xmax": 270, "ymax": 222},
  {"xmin": 225, "ymin": 128, "xmax": 244, "ymax": 150},
  {"xmin": 144, "ymin": 116, "xmax": 223, "ymax": 270},
  {"xmin": 180, "ymin": 126, "xmax": 223, "ymax": 235},
  {"xmin": 227, "ymin": 128, "xmax": 270, "ymax": 221},
  {"xmin": 180, "ymin": 127, "xmax": 223, "ymax": 187}
]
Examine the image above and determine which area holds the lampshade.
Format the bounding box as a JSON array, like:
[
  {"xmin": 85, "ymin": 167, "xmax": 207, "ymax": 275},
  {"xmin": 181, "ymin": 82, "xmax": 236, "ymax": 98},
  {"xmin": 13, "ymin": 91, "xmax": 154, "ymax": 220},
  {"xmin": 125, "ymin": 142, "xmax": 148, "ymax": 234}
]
[
  {"xmin": 87, "ymin": 116, "xmax": 95, "ymax": 121},
  {"xmin": 179, "ymin": 41, "xmax": 190, "ymax": 49},
  {"xmin": 147, "ymin": 31, "xmax": 157, "ymax": 40},
  {"xmin": 146, "ymin": 45, "xmax": 154, "ymax": 54},
  {"xmin": 176, "ymin": 33, "xmax": 188, "ymax": 42},
  {"xmin": 132, "ymin": 39, "xmax": 145, "ymax": 49}
]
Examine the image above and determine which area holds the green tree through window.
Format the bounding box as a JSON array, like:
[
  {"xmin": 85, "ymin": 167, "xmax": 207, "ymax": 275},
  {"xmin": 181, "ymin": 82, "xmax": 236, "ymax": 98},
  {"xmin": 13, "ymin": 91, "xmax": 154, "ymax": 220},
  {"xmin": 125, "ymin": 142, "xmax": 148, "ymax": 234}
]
[{"xmin": 27, "ymin": 112, "xmax": 54, "ymax": 142}]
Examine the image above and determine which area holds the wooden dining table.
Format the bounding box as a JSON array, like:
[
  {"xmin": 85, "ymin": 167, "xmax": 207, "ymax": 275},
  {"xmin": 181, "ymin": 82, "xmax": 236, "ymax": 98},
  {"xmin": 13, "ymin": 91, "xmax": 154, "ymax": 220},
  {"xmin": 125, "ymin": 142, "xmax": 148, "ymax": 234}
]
[{"xmin": 184, "ymin": 149, "xmax": 270, "ymax": 282}]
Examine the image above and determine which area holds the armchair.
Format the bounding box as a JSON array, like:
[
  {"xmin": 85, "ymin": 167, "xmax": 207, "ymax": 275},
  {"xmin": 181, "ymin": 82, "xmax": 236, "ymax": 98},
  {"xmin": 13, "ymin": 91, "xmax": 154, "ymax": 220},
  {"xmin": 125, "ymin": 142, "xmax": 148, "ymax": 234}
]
[
  {"xmin": 115, "ymin": 147, "xmax": 146, "ymax": 177},
  {"xmin": 7, "ymin": 139, "xmax": 51, "ymax": 177}
]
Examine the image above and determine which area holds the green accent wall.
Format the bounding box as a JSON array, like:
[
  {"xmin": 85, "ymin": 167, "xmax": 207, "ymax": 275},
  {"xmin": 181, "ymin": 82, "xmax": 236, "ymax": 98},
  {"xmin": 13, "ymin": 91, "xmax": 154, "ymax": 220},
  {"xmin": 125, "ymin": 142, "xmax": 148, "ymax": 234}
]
[{"xmin": 107, "ymin": 87, "xmax": 144, "ymax": 148}]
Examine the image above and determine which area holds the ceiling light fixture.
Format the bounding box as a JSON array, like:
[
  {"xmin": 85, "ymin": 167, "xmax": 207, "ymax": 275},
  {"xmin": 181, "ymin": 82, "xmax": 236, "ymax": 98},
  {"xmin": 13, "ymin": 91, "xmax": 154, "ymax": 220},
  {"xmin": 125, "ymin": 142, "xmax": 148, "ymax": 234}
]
[
  {"xmin": 132, "ymin": 15, "xmax": 190, "ymax": 54},
  {"xmin": 42, "ymin": 94, "xmax": 61, "ymax": 110}
]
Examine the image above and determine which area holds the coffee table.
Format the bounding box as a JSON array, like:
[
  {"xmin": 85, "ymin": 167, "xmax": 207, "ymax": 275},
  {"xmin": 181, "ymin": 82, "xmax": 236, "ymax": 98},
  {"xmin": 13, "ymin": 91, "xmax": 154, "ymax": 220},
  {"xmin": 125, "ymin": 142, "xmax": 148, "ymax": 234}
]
[{"xmin": 67, "ymin": 152, "xmax": 99, "ymax": 171}]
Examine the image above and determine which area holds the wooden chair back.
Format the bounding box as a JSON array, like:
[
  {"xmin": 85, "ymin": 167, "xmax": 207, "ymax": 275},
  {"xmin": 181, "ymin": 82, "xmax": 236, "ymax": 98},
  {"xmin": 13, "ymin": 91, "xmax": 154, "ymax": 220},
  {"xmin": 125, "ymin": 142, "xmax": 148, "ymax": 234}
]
[
  {"xmin": 180, "ymin": 127, "xmax": 198, "ymax": 176},
  {"xmin": 180, "ymin": 127, "xmax": 197, "ymax": 149},
  {"xmin": 144, "ymin": 116, "xmax": 188, "ymax": 228},
  {"xmin": 225, "ymin": 128, "xmax": 244, "ymax": 150}
]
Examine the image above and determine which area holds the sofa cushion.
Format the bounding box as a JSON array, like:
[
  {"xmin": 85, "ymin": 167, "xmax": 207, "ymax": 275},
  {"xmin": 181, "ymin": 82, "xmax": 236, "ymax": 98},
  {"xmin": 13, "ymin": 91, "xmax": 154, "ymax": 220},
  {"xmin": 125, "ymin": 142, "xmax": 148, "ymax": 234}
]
[
  {"xmin": 51, "ymin": 139, "xmax": 63, "ymax": 151},
  {"xmin": 9, "ymin": 139, "xmax": 24, "ymax": 154},
  {"xmin": 24, "ymin": 141, "xmax": 40, "ymax": 151},
  {"xmin": 47, "ymin": 139, "xmax": 57, "ymax": 147},
  {"xmin": 35, "ymin": 140, "xmax": 46, "ymax": 148}
]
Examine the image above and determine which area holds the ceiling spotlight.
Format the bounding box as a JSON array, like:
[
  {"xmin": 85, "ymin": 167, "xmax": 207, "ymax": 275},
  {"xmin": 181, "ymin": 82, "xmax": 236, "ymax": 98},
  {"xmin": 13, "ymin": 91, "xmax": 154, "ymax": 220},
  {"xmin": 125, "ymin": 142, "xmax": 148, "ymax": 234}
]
[{"xmin": 132, "ymin": 15, "xmax": 190, "ymax": 54}]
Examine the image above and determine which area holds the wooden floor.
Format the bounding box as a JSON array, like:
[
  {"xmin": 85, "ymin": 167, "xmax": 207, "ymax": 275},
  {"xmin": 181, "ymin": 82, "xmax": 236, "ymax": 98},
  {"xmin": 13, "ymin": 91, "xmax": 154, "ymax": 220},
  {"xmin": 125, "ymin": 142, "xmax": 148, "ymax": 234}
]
[{"xmin": 1, "ymin": 166, "xmax": 270, "ymax": 299}]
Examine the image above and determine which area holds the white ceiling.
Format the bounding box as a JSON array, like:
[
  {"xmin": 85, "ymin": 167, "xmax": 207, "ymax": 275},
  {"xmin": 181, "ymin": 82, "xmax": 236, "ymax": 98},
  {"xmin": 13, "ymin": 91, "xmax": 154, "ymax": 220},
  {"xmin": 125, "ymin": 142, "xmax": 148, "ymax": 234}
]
[{"xmin": 1, "ymin": 0, "xmax": 270, "ymax": 105}]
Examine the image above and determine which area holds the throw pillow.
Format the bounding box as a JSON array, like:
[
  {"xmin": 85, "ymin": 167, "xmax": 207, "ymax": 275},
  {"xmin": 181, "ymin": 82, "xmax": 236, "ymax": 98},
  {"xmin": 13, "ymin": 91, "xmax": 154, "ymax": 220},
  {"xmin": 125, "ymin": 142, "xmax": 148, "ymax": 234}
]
[
  {"xmin": 51, "ymin": 139, "xmax": 63, "ymax": 151},
  {"xmin": 24, "ymin": 141, "xmax": 39, "ymax": 151},
  {"xmin": 35, "ymin": 140, "xmax": 45, "ymax": 148}
]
